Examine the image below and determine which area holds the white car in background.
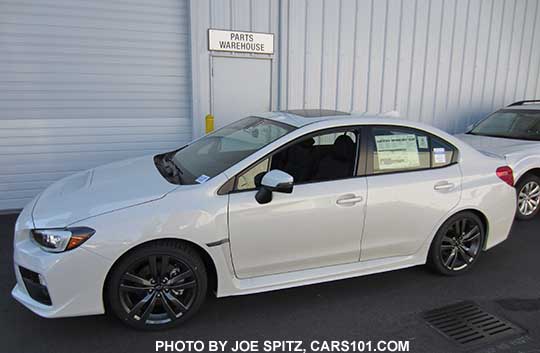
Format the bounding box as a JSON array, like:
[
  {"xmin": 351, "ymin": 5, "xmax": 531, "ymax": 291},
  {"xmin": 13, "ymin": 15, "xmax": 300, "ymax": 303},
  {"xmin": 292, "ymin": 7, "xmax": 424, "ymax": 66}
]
[
  {"xmin": 457, "ymin": 100, "xmax": 540, "ymax": 220},
  {"xmin": 12, "ymin": 110, "xmax": 516, "ymax": 330}
]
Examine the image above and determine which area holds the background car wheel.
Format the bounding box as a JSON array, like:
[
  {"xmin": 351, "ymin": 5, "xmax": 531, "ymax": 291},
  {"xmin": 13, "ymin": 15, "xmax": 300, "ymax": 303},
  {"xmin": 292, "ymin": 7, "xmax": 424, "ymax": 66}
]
[
  {"xmin": 515, "ymin": 174, "xmax": 540, "ymax": 221},
  {"xmin": 428, "ymin": 212, "xmax": 485, "ymax": 276},
  {"xmin": 106, "ymin": 240, "xmax": 207, "ymax": 330}
]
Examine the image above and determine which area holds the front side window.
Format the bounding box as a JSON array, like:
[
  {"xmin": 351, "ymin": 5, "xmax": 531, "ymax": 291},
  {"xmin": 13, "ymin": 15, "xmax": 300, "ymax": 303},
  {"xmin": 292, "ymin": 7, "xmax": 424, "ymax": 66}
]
[
  {"xmin": 369, "ymin": 127, "xmax": 455, "ymax": 174},
  {"xmin": 235, "ymin": 129, "xmax": 359, "ymax": 191},
  {"xmin": 470, "ymin": 110, "xmax": 540, "ymax": 140},
  {"xmin": 163, "ymin": 117, "xmax": 294, "ymax": 184},
  {"xmin": 236, "ymin": 158, "xmax": 269, "ymax": 191}
]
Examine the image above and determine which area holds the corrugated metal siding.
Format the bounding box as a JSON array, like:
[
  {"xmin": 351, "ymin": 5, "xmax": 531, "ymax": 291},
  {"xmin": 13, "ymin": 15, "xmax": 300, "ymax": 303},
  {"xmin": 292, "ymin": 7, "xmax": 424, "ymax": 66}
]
[
  {"xmin": 189, "ymin": 0, "xmax": 279, "ymax": 137},
  {"xmin": 280, "ymin": 0, "xmax": 540, "ymax": 132},
  {"xmin": 0, "ymin": 0, "xmax": 192, "ymax": 210}
]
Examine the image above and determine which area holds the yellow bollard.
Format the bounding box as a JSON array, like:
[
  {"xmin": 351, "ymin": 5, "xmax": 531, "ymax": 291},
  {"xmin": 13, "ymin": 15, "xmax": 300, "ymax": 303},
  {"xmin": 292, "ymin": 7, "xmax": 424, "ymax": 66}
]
[{"xmin": 205, "ymin": 114, "xmax": 214, "ymax": 134}]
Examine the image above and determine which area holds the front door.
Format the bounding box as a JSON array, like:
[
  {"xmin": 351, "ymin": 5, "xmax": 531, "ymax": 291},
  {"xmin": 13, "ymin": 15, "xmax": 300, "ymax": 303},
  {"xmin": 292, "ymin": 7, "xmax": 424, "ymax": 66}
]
[
  {"xmin": 360, "ymin": 126, "xmax": 462, "ymax": 261},
  {"xmin": 228, "ymin": 128, "xmax": 367, "ymax": 278},
  {"xmin": 211, "ymin": 56, "xmax": 272, "ymax": 129}
]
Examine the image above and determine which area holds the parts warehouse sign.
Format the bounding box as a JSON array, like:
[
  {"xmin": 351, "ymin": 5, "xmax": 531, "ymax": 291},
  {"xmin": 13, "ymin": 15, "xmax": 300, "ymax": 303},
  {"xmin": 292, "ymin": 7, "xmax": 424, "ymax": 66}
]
[{"xmin": 208, "ymin": 29, "xmax": 274, "ymax": 54}]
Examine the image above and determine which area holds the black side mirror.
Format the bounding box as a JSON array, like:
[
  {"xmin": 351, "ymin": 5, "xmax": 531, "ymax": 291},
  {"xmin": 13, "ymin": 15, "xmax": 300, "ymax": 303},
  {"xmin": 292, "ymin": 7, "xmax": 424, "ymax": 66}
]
[
  {"xmin": 255, "ymin": 170, "xmax": 294, "ymax": 204},
  {"xmin": 253, "ymin": 172, "xmax": 265, "ymax": 188}
]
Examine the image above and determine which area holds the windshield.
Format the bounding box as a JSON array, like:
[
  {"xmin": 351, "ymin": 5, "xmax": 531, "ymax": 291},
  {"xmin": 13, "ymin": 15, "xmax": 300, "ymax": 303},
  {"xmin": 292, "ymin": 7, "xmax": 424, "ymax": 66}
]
[
  {"xmin": 170, "ymin": 117, "xmax": 295, "ymax": 184},
  {"xmin": 470, "ymin": 110, "xmax": 540, "ymax": 140}
]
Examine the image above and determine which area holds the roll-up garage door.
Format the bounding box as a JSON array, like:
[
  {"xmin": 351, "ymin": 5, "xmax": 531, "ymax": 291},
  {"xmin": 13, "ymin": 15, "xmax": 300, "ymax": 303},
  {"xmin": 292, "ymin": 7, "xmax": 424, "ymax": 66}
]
[{"xmin": 0, "ymin": 0, "xmax": 192, "ymax": 210}]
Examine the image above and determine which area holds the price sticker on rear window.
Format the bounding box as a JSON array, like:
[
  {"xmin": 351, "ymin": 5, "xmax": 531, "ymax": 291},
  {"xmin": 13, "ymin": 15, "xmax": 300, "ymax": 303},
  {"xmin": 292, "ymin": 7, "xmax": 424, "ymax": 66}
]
[
  {"xmin": 374, "ymin": 134, "xmax": 420, "ymax": 170},
  {"xmin": 417, "ymin": 136, "xmax": 428, "ymax": 149},
  {"xmin": 433, "ymin": 148, "xmax": 446, "ymax": 163}
]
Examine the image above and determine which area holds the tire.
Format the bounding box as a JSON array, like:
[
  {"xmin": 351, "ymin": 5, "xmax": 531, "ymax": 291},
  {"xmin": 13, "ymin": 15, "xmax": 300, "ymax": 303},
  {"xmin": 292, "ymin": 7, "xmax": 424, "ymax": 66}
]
[
  {"xmin": 428, "ymin": 212, "xmax": 485, "ymax": 276},
  {"xmin": 515, "ymin": 174, "xmax": 540, "ymax": 221},
  {"xmin": 106, "ymin": 240, "xmax": 207, "ymax": 330}
]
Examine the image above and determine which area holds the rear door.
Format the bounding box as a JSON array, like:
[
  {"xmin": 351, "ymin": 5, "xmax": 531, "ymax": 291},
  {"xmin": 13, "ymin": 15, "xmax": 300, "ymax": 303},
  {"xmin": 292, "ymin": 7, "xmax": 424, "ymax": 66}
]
[{"xmin": 360, "ymin": 126, "xmax": 462, "ymax": 261}]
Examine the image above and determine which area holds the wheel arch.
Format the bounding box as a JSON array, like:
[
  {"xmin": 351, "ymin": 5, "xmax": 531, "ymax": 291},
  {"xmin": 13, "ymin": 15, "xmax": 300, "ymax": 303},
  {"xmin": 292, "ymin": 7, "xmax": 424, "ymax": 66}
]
[
  {"xmin": 102, "ymin": 237, "xmax": 218, "ymax": 313},
  {"xmin": 515, "ymin": 168, "xmax": 540, "ymax": 185},
  {"xmin": 441, "ymin": 208, "xmax": 489, "ymax": 250}
]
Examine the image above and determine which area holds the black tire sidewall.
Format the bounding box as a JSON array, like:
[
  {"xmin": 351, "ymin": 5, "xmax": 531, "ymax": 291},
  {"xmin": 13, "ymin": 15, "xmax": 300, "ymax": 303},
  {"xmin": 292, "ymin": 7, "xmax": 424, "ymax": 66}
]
[
  {"xmin": 428, "ymin": 212, "xmax": 485, "ymax": 276},
  {"xmin": 515, "ymin": 175, "xmax": 540, "ymax": 221},
  {"xmin": 106, "ymin": 242, "xmax": 207, "ymax": 330}
]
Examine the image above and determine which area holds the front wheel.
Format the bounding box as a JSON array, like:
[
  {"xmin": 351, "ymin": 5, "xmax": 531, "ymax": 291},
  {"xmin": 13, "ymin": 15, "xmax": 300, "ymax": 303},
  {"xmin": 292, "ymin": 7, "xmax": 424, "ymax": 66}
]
[
  {"xmin": 515, "ymin": 175, "xmax": 540, "ymax": 221},
  {"xmin": 428, "ymin": 212, "xmax": 485, "ymax": 276},
  {"xmin": 106, "ymin": 240, "xmax": 207, "ymax": 330}
]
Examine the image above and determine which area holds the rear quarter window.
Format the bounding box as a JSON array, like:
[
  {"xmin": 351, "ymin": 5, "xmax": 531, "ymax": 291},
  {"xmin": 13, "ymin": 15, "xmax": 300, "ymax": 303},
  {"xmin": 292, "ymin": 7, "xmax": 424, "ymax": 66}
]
[{"xmin": 369, "ymin": 126, "xmax": 457, "ymax": 174}]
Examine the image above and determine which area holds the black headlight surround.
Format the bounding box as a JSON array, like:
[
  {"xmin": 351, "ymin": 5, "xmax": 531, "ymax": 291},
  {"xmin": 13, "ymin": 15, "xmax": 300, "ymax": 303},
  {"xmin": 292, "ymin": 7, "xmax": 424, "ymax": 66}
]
[{"xmin": 31, "ymin": 227, "xmax": 96, "ymax": 253}]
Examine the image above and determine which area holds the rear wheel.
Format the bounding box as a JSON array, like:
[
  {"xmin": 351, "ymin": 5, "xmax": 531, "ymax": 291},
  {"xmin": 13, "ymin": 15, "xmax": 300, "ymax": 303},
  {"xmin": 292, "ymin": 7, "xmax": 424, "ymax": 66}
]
[
  {"xmin": 107, "ymin": 240, "xmax": 207, "ymax": 330},
  {"xmin": 515, "ymin": 175, "xmax": 540, "ymax": 221},
  {"xmin": 428, "ymin": 212, "xmax": 485, "ymax": 276}
]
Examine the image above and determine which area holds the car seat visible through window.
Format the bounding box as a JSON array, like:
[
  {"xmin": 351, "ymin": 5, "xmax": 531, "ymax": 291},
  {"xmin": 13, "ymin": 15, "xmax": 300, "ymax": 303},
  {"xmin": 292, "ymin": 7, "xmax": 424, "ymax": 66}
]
[{"xmin": 314, "ymin": 134, "xmax": 356, "ymax": 181}]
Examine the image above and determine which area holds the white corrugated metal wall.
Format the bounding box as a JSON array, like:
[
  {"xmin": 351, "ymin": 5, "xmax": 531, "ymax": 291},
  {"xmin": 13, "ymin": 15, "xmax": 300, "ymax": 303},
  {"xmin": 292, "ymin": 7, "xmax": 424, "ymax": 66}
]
[
  {"xmin": 279, "ymin": 0, "xmax": 540, "ymax": 132},
  {"xmin": 0, "ymin": 0, "xmax": 192, "ymax": 210},
  {"xmin": 2, "ymin": 0, "xmax": 540, "ymax": 211},
  {"xmin": 190, "ymin": 0, "xmax": 279, "ymax": 137}
]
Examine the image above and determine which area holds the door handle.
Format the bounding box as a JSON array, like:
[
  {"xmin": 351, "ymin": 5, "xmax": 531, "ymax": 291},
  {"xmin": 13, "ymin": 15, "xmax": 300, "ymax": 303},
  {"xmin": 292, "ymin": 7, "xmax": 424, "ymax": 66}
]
[
  {"xmin": 336, "ymin": 194, "xmax": 363, "ymax": 205},
  {"xmin": 434, "ymin": 181, "xmax": 455, "ymax": 191}
]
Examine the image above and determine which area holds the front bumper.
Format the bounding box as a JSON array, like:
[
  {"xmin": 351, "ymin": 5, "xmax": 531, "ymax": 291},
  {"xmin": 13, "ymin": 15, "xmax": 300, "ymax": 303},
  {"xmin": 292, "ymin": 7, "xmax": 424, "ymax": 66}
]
[{"xmin": 12, "ymin": 226, "xmax": 113, "ymax": 318}]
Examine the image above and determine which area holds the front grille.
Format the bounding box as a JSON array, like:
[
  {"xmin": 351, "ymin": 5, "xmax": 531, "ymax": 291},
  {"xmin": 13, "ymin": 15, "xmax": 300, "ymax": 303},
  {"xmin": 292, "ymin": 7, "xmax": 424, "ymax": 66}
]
[
  {"xmin": 19, "ymin": 266, "xmax": 52, "ymax": 306},
  {"xmin": 423, "ymin": 301, "xmax": 524, "ymax": 348}
]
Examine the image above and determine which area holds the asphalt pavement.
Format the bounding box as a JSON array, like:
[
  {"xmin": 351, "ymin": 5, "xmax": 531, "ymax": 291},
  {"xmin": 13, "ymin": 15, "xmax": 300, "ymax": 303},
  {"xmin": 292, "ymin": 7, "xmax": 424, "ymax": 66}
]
[{"xmin": 1, "ymin": 212, "xmax": 540, "ymax": 353}]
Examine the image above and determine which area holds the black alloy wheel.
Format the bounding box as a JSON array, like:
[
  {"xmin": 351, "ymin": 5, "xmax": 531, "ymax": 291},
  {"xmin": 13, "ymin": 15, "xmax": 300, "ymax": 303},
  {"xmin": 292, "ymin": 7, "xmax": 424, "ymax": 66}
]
[
  {"xmin": 107, "ymin": 241, "xmax": 207, "ymax": 330},
  {"xmin": 428, "ymin": 212, "xmax": 485, "ymax": 276}
]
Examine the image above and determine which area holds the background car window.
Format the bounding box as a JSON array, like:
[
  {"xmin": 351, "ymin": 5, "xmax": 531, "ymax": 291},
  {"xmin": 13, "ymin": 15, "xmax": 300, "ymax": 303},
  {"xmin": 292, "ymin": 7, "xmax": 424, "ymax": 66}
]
[
  {"xmin": 371, "ymin": 127, "xmax": 430, "ymax": 174},
  {"xmin": 270, "ymin": 130, "xmax": 358, "ymax": 184},
  {"xmin": 236, "ymin": 158, "xmax": 269, "ymax": 190},
  {"xmin": 470, "ymin": 110, "xmax": 540, "ymax": 140}
]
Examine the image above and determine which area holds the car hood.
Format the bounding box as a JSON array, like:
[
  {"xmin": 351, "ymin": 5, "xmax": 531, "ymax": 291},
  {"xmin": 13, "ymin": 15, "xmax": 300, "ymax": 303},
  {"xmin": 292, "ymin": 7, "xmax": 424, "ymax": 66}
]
[
  {"xmin": 455, "ymin": 133, "xmax": 540, "ymax": 158},
  {"xmin": 32, "ymin": 155, "xmax": 178, "ymax": 228}
]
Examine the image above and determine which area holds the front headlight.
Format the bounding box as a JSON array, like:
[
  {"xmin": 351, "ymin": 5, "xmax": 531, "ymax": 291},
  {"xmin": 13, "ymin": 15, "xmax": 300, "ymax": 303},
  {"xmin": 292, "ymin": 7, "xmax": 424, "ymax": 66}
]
[{"xmin": 31, "ymin": 227, "xmax": 95, "ymax": 253}]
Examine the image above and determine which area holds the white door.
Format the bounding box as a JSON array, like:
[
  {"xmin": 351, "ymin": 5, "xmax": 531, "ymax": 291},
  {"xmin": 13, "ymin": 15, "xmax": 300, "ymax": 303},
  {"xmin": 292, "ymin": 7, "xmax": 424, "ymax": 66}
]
[
  {"xmin": 228, "ymin": 128, "xmax": 366, "ymax": 278},
  {"xmin": 212, "ymin": 57, "xmax": 272, "ymax": 129},
  {"xmin": 360, "ymin": 126, "xmax": 462, "ymax": 261}
]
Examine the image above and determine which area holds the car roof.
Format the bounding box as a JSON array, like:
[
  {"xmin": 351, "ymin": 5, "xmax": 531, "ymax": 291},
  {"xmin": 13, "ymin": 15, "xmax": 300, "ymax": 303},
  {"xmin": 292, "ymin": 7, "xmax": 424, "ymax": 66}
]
[
  {"xmin": 280, "ymin": 109, "xmax": 350, "ymax": 118},
  {"xmin": 504, "ymin": 104, "xmax": 540, "ymax": 111},
  {"xmin": 255, "ymin": 110, "xmax": 425, "ymax": 129}
]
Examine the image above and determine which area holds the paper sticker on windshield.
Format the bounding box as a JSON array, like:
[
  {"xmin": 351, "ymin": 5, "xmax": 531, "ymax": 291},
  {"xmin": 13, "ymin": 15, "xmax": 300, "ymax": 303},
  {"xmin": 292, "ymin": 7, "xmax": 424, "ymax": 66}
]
[
  {"xmin": 195, "ymin": 174, "xmax": 210, "ymax": 184},
  {"xmin": 374, "ymin": 134, "xmax": 420, "ymax": 170},
  {"xmin": 417, "ymin": 136, "xmax": 428, "ymax": 149},
  {"xmin": 433, "ymin": 148, "xmax": 446, "ymax": 163}
]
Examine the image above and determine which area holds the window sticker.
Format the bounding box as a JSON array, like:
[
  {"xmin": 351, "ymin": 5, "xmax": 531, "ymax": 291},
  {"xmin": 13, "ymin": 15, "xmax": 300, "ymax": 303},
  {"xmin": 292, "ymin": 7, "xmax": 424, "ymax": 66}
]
[
  {"xmin": 417, "ymin": 135, "xmax": 428, "ymax": 149},
  {"xmin": 433, "ymin": 147, "xmax": 446, "ymax": 164},
  {"xmin": 195, "ymin": 174, "xmax": 211, "ymax": 184},
  {"xmin": 374, "ymin": 134, "xmax": 420, "ymax": 170}
]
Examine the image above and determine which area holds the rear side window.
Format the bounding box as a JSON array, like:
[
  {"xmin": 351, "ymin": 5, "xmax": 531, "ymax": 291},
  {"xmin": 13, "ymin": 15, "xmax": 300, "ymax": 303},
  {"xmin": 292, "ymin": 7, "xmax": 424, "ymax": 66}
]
[
  {"xmin": 369, "ymin": 126, "xmax": 456, "ymax": 174},
  {"xmin": 431, "ymin": 136, "xmax": 455, "ymax": 168}
]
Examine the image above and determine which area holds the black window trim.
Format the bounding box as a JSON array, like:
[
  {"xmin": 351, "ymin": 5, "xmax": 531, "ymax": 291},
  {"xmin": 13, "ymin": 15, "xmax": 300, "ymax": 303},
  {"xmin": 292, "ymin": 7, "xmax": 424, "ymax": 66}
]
[
  {"xmin": 217, "ymin": 124, "xmax": 460, "ymax": 195},
  {"xmin": 365, "ymin": 125, "xmax": 459, "ymax": 177},
  {"xmin": 219, "ymin": 125, "xmax": 365, "ymax": 195}
]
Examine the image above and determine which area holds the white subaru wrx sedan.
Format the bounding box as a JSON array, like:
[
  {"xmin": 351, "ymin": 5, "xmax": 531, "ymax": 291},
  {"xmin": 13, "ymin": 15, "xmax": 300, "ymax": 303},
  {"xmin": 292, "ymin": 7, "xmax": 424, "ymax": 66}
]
[{"xmin": 12, "ymin": 110, "xmax": 516, "ymax": 330}]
